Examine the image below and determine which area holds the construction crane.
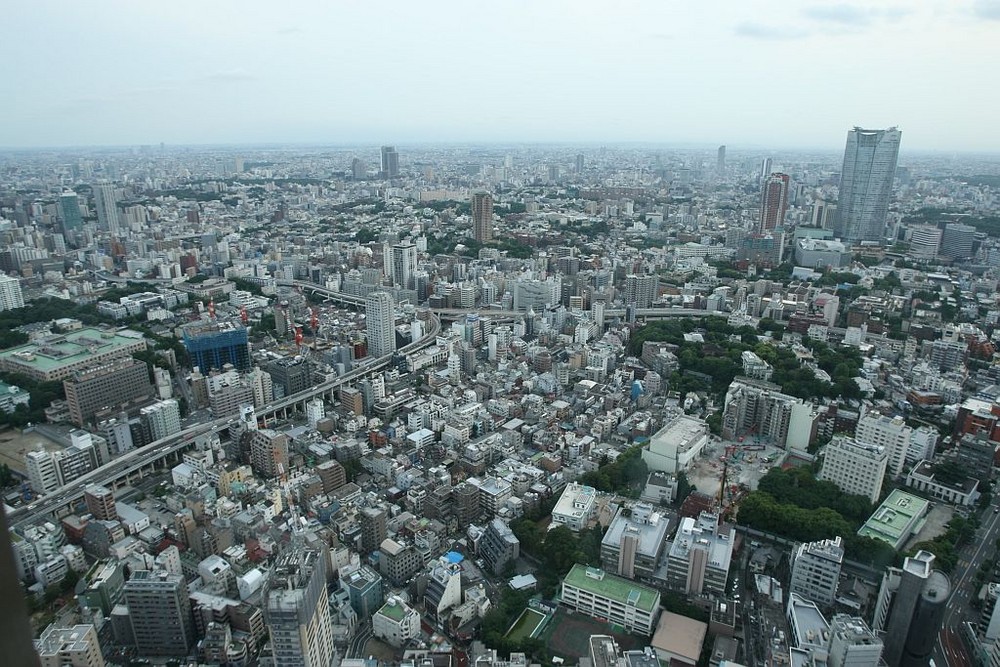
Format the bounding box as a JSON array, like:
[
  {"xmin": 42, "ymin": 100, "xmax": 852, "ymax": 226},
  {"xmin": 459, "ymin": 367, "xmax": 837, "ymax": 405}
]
[{"xmin": 717, "ymin": 444, "xmax": 737, "ymax": 516}]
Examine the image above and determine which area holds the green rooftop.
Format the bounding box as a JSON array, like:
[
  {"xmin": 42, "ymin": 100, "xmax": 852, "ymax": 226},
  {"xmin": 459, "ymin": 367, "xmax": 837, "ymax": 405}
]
[
  {"xmin": 562, "ymin": 564, "xmax": 659, "ymax": 613},
  {"xmin": 857, "ymin": 488, "xmax": 930, "ymax": 548},
  {"xmin": 0, "ymin": 327, "xmax": 145, "ymax": 377},
  {"xmin": 376, "ymin": 599, "xmax": 412, "ymax": 622}
]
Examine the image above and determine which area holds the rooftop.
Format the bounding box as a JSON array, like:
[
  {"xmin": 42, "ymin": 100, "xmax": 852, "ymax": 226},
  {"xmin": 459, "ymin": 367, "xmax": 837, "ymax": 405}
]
[
  {"xmin": 562, "ymin": 564, "xmax": 659, "ymax": 613},
  {"xmin": 377, "ymin": 597, "xmax": 415, "ymax": 622},
  {"xmin": 857, "ymin": 489, "xmax": 930, "ymax": 545},
  {"xmin": 0, "ymin": 327, "xmax": 144, "ymax": 373},
  {"xmin": 650, "ymin": 611, "xmax": 707, "ymax": 662},
  {"xmin": 602, "ymin": 504, "xmax": 670, "ymax": 558}
]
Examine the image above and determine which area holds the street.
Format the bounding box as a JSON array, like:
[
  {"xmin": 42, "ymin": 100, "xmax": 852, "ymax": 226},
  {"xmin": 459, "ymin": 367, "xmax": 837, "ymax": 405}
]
[{"xmin": 934, "ymin": 494, "xmax": 1000, "ymax": 667}]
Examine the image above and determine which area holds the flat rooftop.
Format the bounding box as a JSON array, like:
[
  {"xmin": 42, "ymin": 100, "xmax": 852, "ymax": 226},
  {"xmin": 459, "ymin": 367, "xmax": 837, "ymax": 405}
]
[
  {"xmin": 562, "ymin": 564, "xmax": 659, "ymax": 613},
  {"xmin": 602, "ymin": 506, "xmax": 670, "ymax": 558},
  {"xmin": 857, "ymin": 489, "xmax": 930, "ymax": 546},
  {"xmin": 0, "ymin": 327, "xmax": 145, "ymax": 374}
]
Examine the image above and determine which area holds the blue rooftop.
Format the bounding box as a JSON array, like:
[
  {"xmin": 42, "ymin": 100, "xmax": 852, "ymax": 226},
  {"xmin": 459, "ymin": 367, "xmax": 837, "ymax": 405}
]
[{"xmin": 445, "ymin": 551, "xmax": 464, "ymax": 564}]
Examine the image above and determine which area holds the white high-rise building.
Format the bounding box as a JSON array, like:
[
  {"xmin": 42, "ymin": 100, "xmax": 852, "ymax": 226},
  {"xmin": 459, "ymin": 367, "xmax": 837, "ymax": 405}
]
[
  {"xmin": 264, "ymin": 548, "xmax": 335, "ymax": 667},
  {"xmin": 789, "ymin": 536, "xmax": 844, "ymax": 606},
  {"xmin": 365, "ymin": 292, "xmax": 396, "ymax": 358},
  {"xmin": 386, "ymin": 241, "xmax": 417, "ymax": 289},
  {"xmin": 818, "ymin": 436, "xmax": 888, "ymax": 503},
  {"xmin": 26, "ymin": 449, "xmax": 60, "ymax": 495},
  {"xmin": 0, "ymin": 274, "xmax": 25, "ymax": 311},
  {"xmin": 94, "ymin": 182, "xmax": 122, "ymax": 237},
  {"xmin": 305, "ymin": 398, "xmax": 325, "ymax": 429},
  {"xmin": 855, "ymin": 412, "xmax": 913, "ymax": 478},
  {"xmin": 140, "ymin": 399, "xmax": 181, "ymax": 441},
  {"xmin": 827, "ymin": 614, "xmax": 883, "ymax": 667},
  {"xmin": 833, "ymin": 127, "xmax": 901, "ymax": 244}
]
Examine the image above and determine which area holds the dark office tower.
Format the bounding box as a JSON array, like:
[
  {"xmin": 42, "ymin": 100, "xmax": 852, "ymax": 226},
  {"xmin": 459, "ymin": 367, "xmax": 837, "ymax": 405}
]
[
  {"xmin": 0, "ymin": 510, "xmax": 39, "ymax": 667},
  {"xmin": 351, "ymin": 158, "xmax": 366, "ymax": 180},
  {"xmin": 833, "ymin": 127, "xmax": 902, "ymax": 244},
  {"xmin": 380, "ymin": 146, "xmax": 399, "ymax": 178},
  {"xmin": 359, "ymin": 507, "xmax": 387, "ymax": 554},
  {"xmin": 873, "ymin": 550, "xmax": 950, "ymax": 667},
  {"xmin": 941, "ymin": 223, "xmax": 976, "ymax": 260},
  {"xmin": 759, "ymin": 157, "xmax": 772, "ymax": 184},
  {"xmin": 471, "ymin": 191, "xmax": 494, "ymax": 242},
  {"xmin": 759, "ymin": 173, "xmax": 790, "ymax": 232},
  {"xmin": 717, "ymin": 145, "xmax": 726, "ymax": 173},
  {"xmin": 58, "ymin": 191, "xmax": 84, "ymax": 233},
  {"xmin": 575, "ymin": 154, "xmax": 585, "ymax": 174},
  {"xmin": 124, "ymin": 570, "xmax": 196, "ymax": 657}
]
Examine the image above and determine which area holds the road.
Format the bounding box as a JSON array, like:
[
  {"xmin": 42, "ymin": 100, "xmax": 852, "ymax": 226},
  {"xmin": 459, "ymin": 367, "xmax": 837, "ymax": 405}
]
[
  {"xmin": 6, "ymin": 312, "xmax": 440, "ymax": 531},
  {"xmin": 934, "ymin": 495, "xmax": 1000, "ymax": 667},
  {"xmin": 348, "ymin": 620, "xmax": 372, "ymax": 659}
]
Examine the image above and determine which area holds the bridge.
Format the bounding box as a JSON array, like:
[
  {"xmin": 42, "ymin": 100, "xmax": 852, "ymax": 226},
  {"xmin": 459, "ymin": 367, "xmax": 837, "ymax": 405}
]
[{"xmin": 6, "ymin": 312, "xmax": 441, "ymax": 530}]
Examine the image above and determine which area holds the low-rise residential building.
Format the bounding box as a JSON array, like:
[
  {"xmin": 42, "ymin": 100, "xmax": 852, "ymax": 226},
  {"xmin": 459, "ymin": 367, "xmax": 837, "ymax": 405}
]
[
  {"xmin": 551, "ymin": 482, "xmax": 597, "ymax": 532},
  {"xmin": 372, "ymin": 597, "xmax": 420, "ymax": 648}
]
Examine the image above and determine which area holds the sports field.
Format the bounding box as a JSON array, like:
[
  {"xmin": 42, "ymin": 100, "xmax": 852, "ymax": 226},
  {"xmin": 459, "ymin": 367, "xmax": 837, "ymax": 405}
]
[{"xmin": 505, "ymin": 608, "xmax": 547, "ymax": 642}]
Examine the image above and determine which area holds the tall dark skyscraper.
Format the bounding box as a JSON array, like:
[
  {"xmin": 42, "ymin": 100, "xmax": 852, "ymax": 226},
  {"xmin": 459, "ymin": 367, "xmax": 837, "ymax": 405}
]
[
  {"xmin": 717, "ymin": 145, "xmax": 726, "ymax": 173},
  {"xmin": 575, "ymin": 153, "xmax": 584, "ymax": 174},
  {"xmin": 380, "ymin": 146, "xmax": 399, "ymax": 178},
  {"xmin": 759, "ymin": 173, "xmax": 790, "ymax": 232},
  {"xmin": 58, "ymin": 191, "xmax": 83, "ymax": 233},
  {"xmin": 472, "ymin": 190, "xmax": 494, "ymax": 242},
  {"xmin": 873, "ymin": 550, "xmax": 950, "ymax": 667},
  {"xmin": 833, "ymin": 126, "xmax": 901, "ymax": 244}
]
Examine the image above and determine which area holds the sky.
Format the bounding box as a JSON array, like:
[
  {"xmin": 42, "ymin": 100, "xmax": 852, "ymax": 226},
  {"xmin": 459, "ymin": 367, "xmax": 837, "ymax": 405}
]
[{"xmin": 3, "ymin": 0, "xmax": 1000, "ymax": 151}]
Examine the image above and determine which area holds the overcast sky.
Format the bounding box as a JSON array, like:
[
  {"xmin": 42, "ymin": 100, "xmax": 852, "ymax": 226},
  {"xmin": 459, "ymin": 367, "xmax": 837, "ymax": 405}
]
[{"xmin": 4, "ymin": 1, "xmax": 999, "ymax": 151}]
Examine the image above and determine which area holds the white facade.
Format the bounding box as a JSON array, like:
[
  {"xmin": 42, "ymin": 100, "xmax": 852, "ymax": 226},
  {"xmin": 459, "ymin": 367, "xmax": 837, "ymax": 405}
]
[
  {"xmin": 819, "ymin": 436, "xmax": 888, "ymax": 504},
  {"xmin": 552, "ymin": 482, "xmax": 597, "ymax": 532},
  {"xmin": 643, "ymin": 415, "xmax": 710, "ymax": 475},
  {"xmin": 790, "ymin": 537, "xmax": 844, "ymax": 606},
  {"xmin": 855, "ymin": 412, "xmax": 912, "ymax": 478},
  {"xmin": 365, "ymin": 291, "xmax": 396, "ymax": 358},
  {"xmin": 0, "ymin": 274, "xmax": 24, "ymax": 312},
  {"xmin": 372, "ymin": 597, "xmax": 420, "ymax": 648}
]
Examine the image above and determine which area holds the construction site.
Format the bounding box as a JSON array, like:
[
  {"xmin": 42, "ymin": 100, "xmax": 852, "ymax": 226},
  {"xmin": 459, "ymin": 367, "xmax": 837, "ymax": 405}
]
[{"xmin": 686, "ymin": 438, "xmax": 790, "ymax": 511}]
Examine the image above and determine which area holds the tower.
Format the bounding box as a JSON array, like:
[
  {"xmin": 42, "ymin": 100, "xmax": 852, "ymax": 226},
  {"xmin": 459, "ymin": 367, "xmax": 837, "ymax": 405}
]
[
  {"xmin": 833, "ymin": 127, "xmax": 901, "ymax": 244},
  {"xmin": 380, "ymin": 146, "xmax": 399, "ymax": 178},
  {"xmin": 759, "ymin": 173, "xmax": 790, "ymax": 232},
  {"xmin": 263, "ymin": 548, "xmax": 335, "ymax": 667},
  {"xmin": 365, "ymin": 291, "xmax": 396, "ymax": 358},
  {"xmin": 471, "ymin": 191, "xmax": 494, "ymax": 242},
  {"xmin": 717, "ymin": 145, "xmax": 726, "ymax": 173},
  {"xmin": 874, "ymin": 550, "xmax": 950, "ymax": 667},
  {"xmin": 58, "ymin": 191, "xmax": 84, "ymax": 233},
  {"xmin": 123, "ymin": 570, "xmax": 195, "ymax": 657},
  {"xmin": 94, "ymin": 182, "xmax": 122, "ymax": 237},
  {"xmin": 387, "ymin": 241, "xmax": 417, "ymax": 289}
]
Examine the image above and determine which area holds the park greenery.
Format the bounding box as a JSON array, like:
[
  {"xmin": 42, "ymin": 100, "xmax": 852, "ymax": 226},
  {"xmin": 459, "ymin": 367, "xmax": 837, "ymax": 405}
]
[
  {"xmin": 736, "ymin": 467, "xmax": 897, "ymax": 568},
  {"xmin": 576, "ymin": 446, "xmax": 649, "ymax": 498},
  {"xmin": 628, "ymin": 317, "xmax": 864, "ymax": 401}
]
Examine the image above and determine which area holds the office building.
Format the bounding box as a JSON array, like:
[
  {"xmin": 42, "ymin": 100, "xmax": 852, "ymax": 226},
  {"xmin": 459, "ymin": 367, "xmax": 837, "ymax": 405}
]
[
  {"xmin": 84, "ymin": 484, "xmax": 117, "ymax": 522},
  {"xmin": 380, "ymin": 146, "xmax": 399, "ymax": 178},
  {"xmin": 666, "ymin": 512, "xmax": 734, "ymax": 599},
  {"xmin": 833, "ymin": 127, "xmax": 901, "ymax": 244},
  {"xmin": 0, "ymin": 327, "xmax": 146, "ymax": 383},
  {"xmin": 140, "ymin": 399, "xmax": 181, "ymax": 441},
  {"xmin": 759, "ymin": 157, "xmax": 773, "ymax": 184},
  {"xmin": 386, "ymin": 240, "xmax": 417, "ymax": 289},
  {"xmin": 600, "ymin": 503, "xmax": 670, "ymax": 581},
  {"xmin": 552, "ymin": 482, "xmax": 597, "ymax": 532},
  {"xmin": 424, "ymin": 556, "xmax": 462, "ymax": 620},
  {"xmin": 58, "ymin": 191, "xmax": 84, "ymax": 233},
  {"xmin": 265, "ymin": 358, "xmax": 312, "ymax": 398},
  {"xmin": 941, "ymin": 222, "xmax": 976, "ymax": 260},
  {"xmin": 759, "ymin": 173, "xmax": 790, "ymax": 232},
  {"xmin": 717, "ymin": 145, "xmax": 726, "ymax": 173},
  {"xmin": 789, "ymin": 536, "xmax": 844, "ymax": 606},
  {"xmin": 94, "ymin": 183, "xmax": 122, "ymax": 236},
  {"xmin": 316, "ymin": 460, "xmax": 346, "ymax": 494},
  {"xmin": 472, "ymin": 190, "xmax": 494, "ymax": 242},
  {"xmin": 794, "ymin": 238, "xmax": 851, "ymax": 269},
  {"xmin": 359, "ymin": 507, "xmax": 388, "ymax": 554},
  {"xmin": 827, "ymin": 614, "xmax": 883, "ymax": 667},
  {"xmin": 35, "ymin": 623, "xmax": 106, "ymax": 667},
  {"xmin": 342, "ymin": 565, "xmax": 384, "ymax": 619},
  {"xmin": 27, "ymin": 449, "xmax": 61, "ymax": 495},
  {"xmin": 365, "ymin": 292, "xmax": 396, "ymax": 358},
  {"xmin": 480, "ymin": 518, "xmax": 520, "ymax": 575},
  {"xmin": 624, "ymin": 274, "xmax": 658, "ymax": 308},
  {"xmin": 123, "ymin": 570, "xmax": 195, "ymax": 657},
  {"xmin": 643, "ymin": 414, "xmax": 711, "ymax": 475},
  {"xmin": 264, "ymin": 548, "xmax": 335, "ymax": 667},
  {"xmin": 855, "ymin": 411, "xmax": 915, "ymax": 478},
  {"xmin": 0, "ymin": 274, "xmax": 24, "ymax": 312},
  {"xmin": 63, "ymin": 357, "xmax": 153, "ymax": 427},
  {"xmin": 857, "ymin": 489, "xmax": 930, "ymax": 550},
  {"xmin": 351, "ymin": 157, "xmax": 366, "ymax": 180},
  {"xmin": 908, "ymin": 224, "xmax": 942, "ymax": 259},
  {"xmin": 378, "ymin": 539, "xmax": 422, "ymax": 586},
  {"xmin": 249, "ymin": 429, "xmax": 289, "ymax": 479},
  {"xmin": 372, "ymin": 597, "xmax": 420, "ymax": 648},
  {"xmin": 818, "ymin": 436, "xmax": 888, "ymax": 504},
  {"xmin": 560, "ymin": 564, "xmax": 661, "ymax": 636},
  {"xmin": 873, "ymin": 550, "xmax": 950, "ymax": 666},
  {"xmin": 183, "ymin": 321, "xmax": 250, "ymax": 372},
  {"xmin": 722, "ymin": 377, "xmax": 807, "ymax": 448}
]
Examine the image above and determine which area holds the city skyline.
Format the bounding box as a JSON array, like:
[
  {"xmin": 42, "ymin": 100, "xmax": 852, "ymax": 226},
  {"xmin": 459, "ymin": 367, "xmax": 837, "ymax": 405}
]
[{"xmin": 3, "ymin": 1, "xmax": 999, "ymax": 151}]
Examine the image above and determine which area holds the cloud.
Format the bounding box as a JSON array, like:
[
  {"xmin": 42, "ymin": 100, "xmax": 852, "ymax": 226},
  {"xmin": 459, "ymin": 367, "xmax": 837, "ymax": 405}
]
[
  {"xmin": 973, "ymin": 1, "xmax": 1000, "ymax": 20},
  {"xmin": 276, "ymin": 27, "xmax": 302, "ymax": 35},
  {"xmin": 802, "ymin": 5, "xmax": 873, "ymax": 25},
  {"xmin": 734, "ymin": 22, "xmax": 809, "ymax": 40},
  {"xmin": 647, "ymin": 32, "xmax": 674, "ymax": 41},
  {"xmin": 200, "ymin": 70, "xmax": 256, "ymax": 84}
]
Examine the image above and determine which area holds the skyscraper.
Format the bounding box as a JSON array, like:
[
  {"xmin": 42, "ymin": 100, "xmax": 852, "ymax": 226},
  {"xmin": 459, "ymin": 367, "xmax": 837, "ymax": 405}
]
[
  {"xmin": 874, "ymin": 550, "xmax": 949, "ymax": 667},
  {"xmin": 717, "ymin": 145, "xmax": 726, "ymax": 173},
  {"xmin": 58, "ymin": 191, "xmax": 84, "ymax": 233},
  {"xmin": 759, "ymin": 173, "xmax": 790, "ymax": 232},
  {"xmin": 387, "ymin": 241, "xmax": 417, "ymax": 289},
  {"xmin": 471, "ymin": 191, "xmax": 494, "ymax": 242},
  {"xmin": 759, "ymin": 157, "xmax": 772, "ymax": 184},
  {"xmin": 365, "ymin": 291, "xmax": 396, "ymax": 358},
  {"xmin": 0, "ymin": 274, "xmax": 25, "ymax": 312},
  {"xmin": 941, "ymin": 222, "xmax": 976, "ymax": 260},
  {"xmin": 94, "ymin": 183, "xmax": 122, "ymax": 237},
  {"xmin": 351, "ymin": 157, "xmax": 366, "ymax": 180},
  {"xmin": 123, "ymin": 570, "xmax": 195, "ymax": 657},
  {"xmin": 380, "ymin": 146, "xmax": 399, "ymax": 178},
  {"xmin": 833, "ymin": 127, "xmax": 902, "ymax": 244},
  {"xmin": 264, "ymin": 548, "xmax": 335, "ymax": 667},
  {"xmin": 575, "ymin": 153, "xmax": 585, "ymax": 174}
]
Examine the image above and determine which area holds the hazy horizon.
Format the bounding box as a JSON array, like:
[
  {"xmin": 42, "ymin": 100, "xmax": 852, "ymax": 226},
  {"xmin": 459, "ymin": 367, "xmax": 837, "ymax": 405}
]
[{"xmin": 4, "ymin": 1, "xmax": 999, "ymax": 152}]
